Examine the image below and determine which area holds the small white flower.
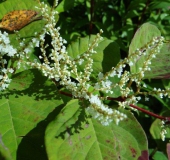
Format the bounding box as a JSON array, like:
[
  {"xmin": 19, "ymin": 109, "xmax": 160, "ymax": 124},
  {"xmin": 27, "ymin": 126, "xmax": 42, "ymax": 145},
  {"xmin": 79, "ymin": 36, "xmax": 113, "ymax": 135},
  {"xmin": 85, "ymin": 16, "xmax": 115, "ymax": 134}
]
[
  {"xmin": 32, "ymin": 38, "xmax": 40, "ymax": 47},
  {"xmin": 129, "ymin": 61, "xmax": 133, "ymax": 66},
  {"xmin": 98, "ymin": 72, "xmax": 103, "ymax": 79},
  {"xmin": 78, "ymin": 59, "xmax": 84, "ymax": 65},
  {"xmin": 0, "ymin": 75, "xmax": 3, "ymax": 80},
  {"xmin": 20, "ymin": 42, "xmax": 24, "ymax": 47},
  {"xmin": 160, "ymin": 128, "xmax": 167, "ymax": 141},
  {"xmin": 2, "ymin": 68, "xmax": 7, "ymax": 73},
  {"xmin": 145, "ymin": 97, "xmax": 149, "ymax": 101},
  {"xmin": 136, "ymin": 96, "xmax": 141, "ymax": 101},
  {"xmin": 24, "ymin": 47, "xmax": 31, "ymax": 54},
  {"xmin": 8, "ymin": 68, "xmax": 14, "ymax": 73}
]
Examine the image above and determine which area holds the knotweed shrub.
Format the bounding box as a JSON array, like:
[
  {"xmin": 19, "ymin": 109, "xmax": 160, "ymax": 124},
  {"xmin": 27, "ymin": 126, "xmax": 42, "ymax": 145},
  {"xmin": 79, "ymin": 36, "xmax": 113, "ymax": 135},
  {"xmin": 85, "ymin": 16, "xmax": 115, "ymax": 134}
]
[{"xmin": 0, "ymin": 0, "xmax": 170, "ymax": 159}]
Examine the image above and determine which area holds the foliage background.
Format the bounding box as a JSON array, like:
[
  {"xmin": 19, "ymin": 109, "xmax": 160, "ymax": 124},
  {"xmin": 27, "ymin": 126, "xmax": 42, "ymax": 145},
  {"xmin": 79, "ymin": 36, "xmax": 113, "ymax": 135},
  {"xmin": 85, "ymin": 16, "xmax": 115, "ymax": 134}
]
[{"xmin": 0, "ymin": 0, "xmax": 170, "ymax": 160}]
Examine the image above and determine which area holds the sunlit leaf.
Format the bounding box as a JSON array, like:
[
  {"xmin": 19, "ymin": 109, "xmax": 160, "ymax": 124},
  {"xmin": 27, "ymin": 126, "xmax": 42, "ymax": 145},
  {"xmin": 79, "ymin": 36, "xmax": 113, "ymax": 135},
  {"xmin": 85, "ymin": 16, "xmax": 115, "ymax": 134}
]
[
  {"xmin": 67, "ymin": 35, "xmax": 120, "ymax": 77},
  {"xmin": 0, "ymin": 69, "xmax": 63, "ymax": 159},
  {"xmin": 45, "ymin": 109, "xmax": 148, "ymax": 160},
  {"xmin": 128, "ymin": 23, "xmax": 169, "ymax": 79}
]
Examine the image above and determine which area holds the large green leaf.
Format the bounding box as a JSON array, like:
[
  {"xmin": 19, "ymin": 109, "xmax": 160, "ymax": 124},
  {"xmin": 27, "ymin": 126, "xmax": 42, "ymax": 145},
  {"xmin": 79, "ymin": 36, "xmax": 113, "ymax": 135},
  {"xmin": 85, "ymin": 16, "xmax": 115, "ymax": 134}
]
[
  {"xmin": 129, "ymin": 23, "xmax": 161, "ymax": 77},
  {"xmin": 67, "ymin": 35, "xmax": 120, "ymax": 77},
  {"xmin": 45, "ymin": 107, "xmax": 148, "ymax": 160},
  {"xmin": 129, "ymin": 23, "xmax": 170, "ymax": 79},
  {"xmin": 150, "ymin": 1, "xmax": 170, "ymax": 10},
  {"xmin": 0, "ymin": 69, "xmax": 63, "ymax": 159}
]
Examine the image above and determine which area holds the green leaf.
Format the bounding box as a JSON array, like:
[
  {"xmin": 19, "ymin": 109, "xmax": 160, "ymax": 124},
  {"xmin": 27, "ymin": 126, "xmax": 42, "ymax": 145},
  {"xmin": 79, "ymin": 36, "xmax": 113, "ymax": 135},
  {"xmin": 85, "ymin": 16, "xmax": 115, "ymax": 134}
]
[
  {"xmin": 0, "ymin": 135, "xmax": 13, "ymax": 160},
  {"xmin": 149, "ymin": 149, "xmax": 168, "ymax": 160},
  {"xmin": 150, "ymin": 1, "xmax": 170, "ymax": 10},
  {"xmin": 46, "ymin": 99, "xmax": 82, "ymax": 138},
  {"xmin": 56, "ymin": 0, "xmax": 85, "ymax": 13},
  {"xmin": 129, "ymin": 22, "xmax": 170, "ymax": 79},
  {"xmin": 67, "ymin": 35, "xmax": 120, "ymax": 76},
  {"xmin": 129, "ymin": 22, "xmax": 161, "ymax": 78},
  {"xmin": 8, "ymin": 52, "xmax": 41, "ymax": 74},
  {"xmin": 127, "ymin": 0, "xmax": 146, "ymax": 11},
  {"xmin": 9, "ymin": 69, "xmax": 35, "ymax": 91},
  {"xmin": 150, "ymin": 110, "xmax": 170, "ymax": 153},
  {"xmin": 0, "ymin": 69, "xmax": 63, "ymax": 159},
  {"xmin": 162, "ymin": 79, "xmax": 170, "ymax": 90},
  {"xmin": 144, "ymin": 42, "xmax": 170, "ymax": 79},
  {"xmin": 45, "ymin": 109, "xmax": 148, "ymax": 160}
]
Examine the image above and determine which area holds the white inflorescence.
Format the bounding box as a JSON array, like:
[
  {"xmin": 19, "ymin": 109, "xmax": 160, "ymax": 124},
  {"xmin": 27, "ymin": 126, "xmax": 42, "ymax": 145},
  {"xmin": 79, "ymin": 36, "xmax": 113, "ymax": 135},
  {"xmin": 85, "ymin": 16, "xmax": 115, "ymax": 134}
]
[
  {"xmin": 0, "ymin": 31, "xmax": 17, "ymax": 90},
  {"xmin": 86, "ymin": 94, "xmax": 127, "ymax": 125},
  {"xmin": 160, "ymin": 120, "xmax": 168, "ymax": 141},
  {"xmin": 1, "ymin": 1, "xmax": 170, "ymax": 133}
]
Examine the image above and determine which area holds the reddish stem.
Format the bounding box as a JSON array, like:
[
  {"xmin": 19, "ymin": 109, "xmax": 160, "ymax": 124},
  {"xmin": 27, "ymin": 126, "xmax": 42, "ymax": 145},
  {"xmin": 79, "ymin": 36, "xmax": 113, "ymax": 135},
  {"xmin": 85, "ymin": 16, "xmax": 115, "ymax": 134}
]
[
  {"xmin": 59, "ymin": 90, "xmax": 170, "ymax": 122},
  {"xmin": 89, "ymin": 0, "xmax": 95, "ymax": 34},
  {"xmin": 129, "ymin": 104, "xmax": 169, "ymax": 121},
  {"xmin": 59, "ymin": 90, "xmax": 72, "ymax": 97}
]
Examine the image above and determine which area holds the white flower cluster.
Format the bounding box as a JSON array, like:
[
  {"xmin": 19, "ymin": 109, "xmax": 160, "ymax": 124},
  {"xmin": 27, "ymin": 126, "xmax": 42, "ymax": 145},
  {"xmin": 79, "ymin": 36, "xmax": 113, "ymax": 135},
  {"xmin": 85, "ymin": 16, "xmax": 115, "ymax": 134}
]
[
  {"xmin": 0, "ymin": 31, "xmax": 16, "ymax": 90},
  {"xmin": 129, "ymin": 36, "xmax": 164, "ymax": 84},
  {"xmin": 0, "ymin": 31, "xmax": 17, "ymax": 57},
  {"xmin": 86, "ymin": 95, "xmax": 127, "ymax": 125},
  {"xmin": 28, "ymin": 4, "xmax": 128, "ymax": 125},
  {"xmin": 53, "ymin": 0, "xmax": 59, "ymax": 8},
  {"xmin": 1, "ymin": 1, "xmax": 169, "ymax": 130},
  {"xmin": 147, "ymin": 87, "xmax": 170, "ymax": 99},
  {"xmin": 160, "ymin": 120, "xmax": 168, "ymax": 141}
]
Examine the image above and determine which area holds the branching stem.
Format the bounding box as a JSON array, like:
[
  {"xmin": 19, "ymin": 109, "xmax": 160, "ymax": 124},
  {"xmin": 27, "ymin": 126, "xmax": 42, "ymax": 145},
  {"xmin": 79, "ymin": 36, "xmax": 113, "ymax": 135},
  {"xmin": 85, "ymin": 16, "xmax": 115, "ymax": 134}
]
[{"xmin": 59, "ymin": 90, "xmax": 170, "ymax": 122}]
